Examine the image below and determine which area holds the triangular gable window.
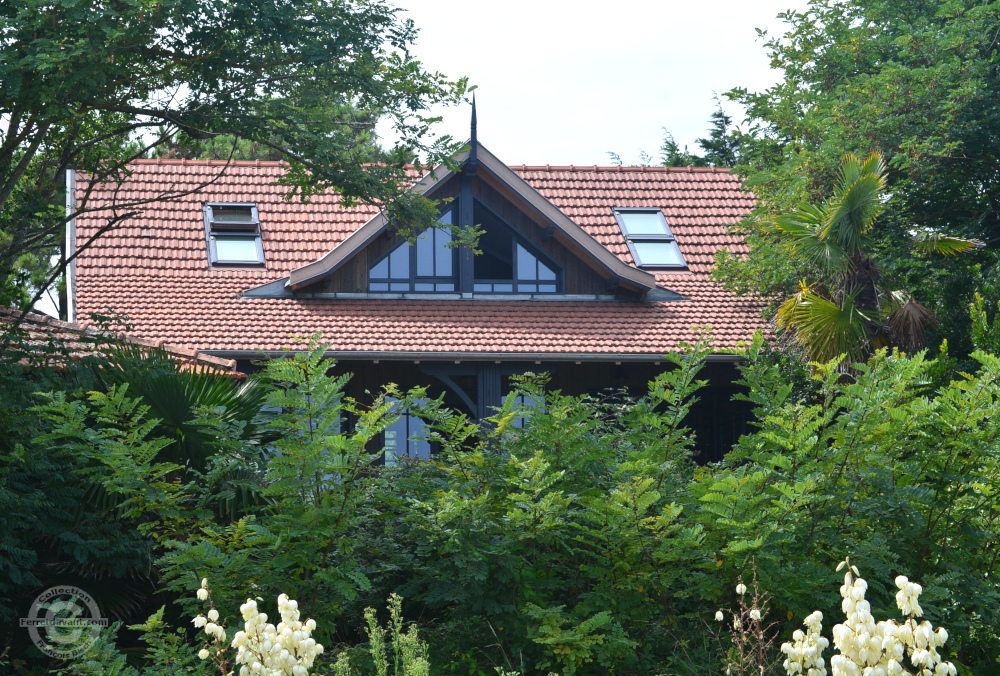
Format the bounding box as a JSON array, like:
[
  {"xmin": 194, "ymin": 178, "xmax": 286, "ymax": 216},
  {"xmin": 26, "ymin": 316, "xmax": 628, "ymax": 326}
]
[
  {"xmin": 369, "ymin": 211, "xmax": 457, "ymax": 292},
  {"xmin": 367, "ymin": 203, "xmax": 562, "ymax": 294}
]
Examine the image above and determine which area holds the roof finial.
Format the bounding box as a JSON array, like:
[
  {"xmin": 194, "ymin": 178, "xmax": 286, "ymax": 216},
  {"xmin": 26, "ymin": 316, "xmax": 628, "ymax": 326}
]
[{"xmin": 469, "ymin": 93, "xmax": 478, "ymax": 167}]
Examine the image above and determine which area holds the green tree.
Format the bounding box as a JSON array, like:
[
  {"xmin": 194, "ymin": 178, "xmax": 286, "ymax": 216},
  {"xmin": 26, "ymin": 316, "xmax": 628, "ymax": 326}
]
[
  {"xmin": 0, "ymin": 0, "xmax": 469, "ymax": 318},
  {"xmin": 771, "ymin": 152, "xmax": 979, "ymax": 362},
  {"xmin": 715, "ymin": 0, "xmax": 1000, "ymax": 359},
  {"xmin": 660, "ymin": 99, "xmax": 740, "ymax": 168}
]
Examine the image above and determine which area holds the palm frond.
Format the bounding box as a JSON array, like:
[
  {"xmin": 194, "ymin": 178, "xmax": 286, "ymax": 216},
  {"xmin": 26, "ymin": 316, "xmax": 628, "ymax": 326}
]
[
  {"xmin": 94, "ymin": 342, "xmax": 270, "ymax": 470},
  {"xmin": 836, "ymin": 153, "xmax": 866, "ymax": 189},
  {"xmin": 825, "ymin": 174, "xmax": 886, "ymax": 253},
  {"xmin": 776, "ymin": 282, "xmax": 873, "ymax": 363},
  {"xmin": 858, "ymin": 152, "xmax": 886, "ymax": 182},
  {"xmin": 767, "ymin": 206, "xmax": 851, "ymax": 273},
  {"xmin": 886, "ymin": 291, "xmax": 936, "ymax": 353},
  {"xmin": 911, "ymin": 231, "xmax": 985, "ymax": 256}
]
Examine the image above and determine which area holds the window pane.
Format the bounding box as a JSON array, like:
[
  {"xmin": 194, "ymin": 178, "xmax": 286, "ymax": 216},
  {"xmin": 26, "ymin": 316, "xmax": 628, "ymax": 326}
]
[
  {"xmin": 518, "ymin": 284, "xmax": 537, "ymax": 293},
  {"xmin": 474, "ymin": 283, "xmax": 492, "ymax": 292},
  {"xmin": 215, "ymin": 237, "xmax": 260, "ymax": 262},
  {"xmin": 474, "ymin": 223, "xmax": 514, "ymax": 280},
  {"xmin": 438, "ymin": 209, "xmax": 453, "ymax": 226},
  {"xmin": 370, "ymin": 256, "xmax": 389, "ymax": 279},
  {"xmin": 211, "ymin": 206, "xmax": 255, "ymax": 223},
  {"xmin": 494, "ymin": 284, "xmax": 513, "ymax": 292},
  {"xmin": 370, "ymin": 282, "xmax": 388, "ymax": 291},
  {"xmin": 384, "ymin": 398, "xmax": 431, "ymax": 464},
  {"xmin": 416, "ymin": 229, "xmax": 434, "ymax": 277},
  {"xmin": 516, "ymin": 244, "xmax": 537, "ymax": 280},
  {"xmin": 435, "ymin": 228, "xmax": 453, "ymax": 276},
  {"xmin": 539, "ymin": 284, "xmax": 557, "ymax": 293},
  {"xmin": 414, "ymin": 283, "xmax": 434, "ymax": 291},
  {"xmin": 620, "ymin": 211, "xmax": 668, "ymax": 235},
  {"xmin": 633, "ymin": 241, "xmax": 685, "ymax": 266},
  {"xmin": 436, "ymin": 283, "xmax": 455, "ymax": 292},
  {"xmin": 390, "ymin": 282, "xmax": 410, "ymax": 291},
  {"xmin": 389, "ymin": 244, "xmax": 409, "ymax": 279},
  {"xmin": 538, "ymin": 261, "xmax": 556, "ymax": 281}
]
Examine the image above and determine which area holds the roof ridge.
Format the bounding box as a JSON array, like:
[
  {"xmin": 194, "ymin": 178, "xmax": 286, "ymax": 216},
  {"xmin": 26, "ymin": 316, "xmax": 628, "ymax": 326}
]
[
  {"xmin": 133, "ymin": 158, "xmax": 290, "ymax": 167},
  {"xmin": 128, "ymin": 159, "xmax": 733, "ymax": 175},
  {"xmin": 510, "ymin": 165, "xmax": 732, "ymax": 174}
]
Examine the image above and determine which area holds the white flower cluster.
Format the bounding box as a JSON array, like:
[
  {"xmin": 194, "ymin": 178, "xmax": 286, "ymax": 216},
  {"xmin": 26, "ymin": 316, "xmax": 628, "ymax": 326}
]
[
  {"xmin": 231, "ymin": 593, "xmax": 324, "ymax": 676},
  {"xmin": 193, "ymin": 579, "xmax": 228, "ymax": 647},
  {"xmin": 780, "ymin": 611, "xmax": 829, "ymax": 676},
  {"xmin": 192, "ymin": 579, "xmax": 324, "ymax": 676},
  {"xmin": 781, "ymin": 561, "xmax": 958, "ymax": 676}
]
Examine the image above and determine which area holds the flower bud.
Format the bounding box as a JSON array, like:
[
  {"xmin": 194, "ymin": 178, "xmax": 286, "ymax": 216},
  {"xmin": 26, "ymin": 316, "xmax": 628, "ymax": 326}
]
[
  {"xmin": 201, "ymin": 578, "xmax": 209, "ymax": 590},
  {"xmin": 208, "ymin": 608, "xmax": 219, "ymax": 622},
  {"xmin": 197, "ymin": 588, "xmax": 209, "ymax": 601},
  {"xmin": 736, "ymin": 583, "xmax": 747, "ymax": 595},
  {"xmin": 199, "ymin": 648, "xmax": 210, "ymax": 660}
]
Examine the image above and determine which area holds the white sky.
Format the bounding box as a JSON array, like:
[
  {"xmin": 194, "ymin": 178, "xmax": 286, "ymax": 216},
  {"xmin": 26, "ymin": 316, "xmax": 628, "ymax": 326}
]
[{"xmin": 381, "ymin": 0, "xmax": 808, "ymax": 166}]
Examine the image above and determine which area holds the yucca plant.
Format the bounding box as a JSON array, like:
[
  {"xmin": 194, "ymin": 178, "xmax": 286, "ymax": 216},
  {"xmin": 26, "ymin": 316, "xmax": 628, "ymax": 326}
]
[{"xmin": 771, "ymin": 153, "xmax": 981, "ymax": 364}]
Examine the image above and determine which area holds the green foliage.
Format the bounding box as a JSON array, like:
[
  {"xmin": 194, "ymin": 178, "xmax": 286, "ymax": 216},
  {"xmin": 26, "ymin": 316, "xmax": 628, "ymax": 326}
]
[
  {"xmin": 7, "ymin": 331, "xmax": 1000, "ymax": 674},
  {"xmin": 92, "ymin": 342, "xmax": 271, "ymax": 472},
  {"xmin": 691, "ymin": 337, "xmax": 1000, "ymax": 671},
  {"xmin": 661, "ymin": 100, "xmax": 741, "ymax": 169},
  {"xmin": 969, "ymin": 292, "xmax": 1000, "ymax": 354},
  {"xmin": 715, "ymin": 0, "xmax": 1000, "ymax": 361},
  {"xmin": 766, "ymin": 152, "xmax": 979, "ymax": 363},
  {"xmin": 0, "ymin": 0, "xmax": 469, "ymax": 314}
]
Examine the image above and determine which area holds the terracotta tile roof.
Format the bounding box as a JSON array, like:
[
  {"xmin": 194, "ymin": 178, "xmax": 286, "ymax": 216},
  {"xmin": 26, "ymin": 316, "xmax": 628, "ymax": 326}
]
[
  {"xmin": 73, "ymin": 160, "xmax": 764, "ymax": 356},
  {"xmin": 1, "ymin": 305, "xmax": 241, "ymax": 372},
  {"xmin": 513, "ymin": 165, "xmax": 752, "ymax": 274}
]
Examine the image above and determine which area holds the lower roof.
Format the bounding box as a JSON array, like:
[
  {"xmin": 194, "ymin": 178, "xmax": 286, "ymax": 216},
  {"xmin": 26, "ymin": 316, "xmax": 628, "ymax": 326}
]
[
  {"xmin": 73, "ymin": 273, "xmax": 765, "ymax": 357},
  {"xmin": 1, "ymin": 305, "xmax": 240, "ymax": 372}
]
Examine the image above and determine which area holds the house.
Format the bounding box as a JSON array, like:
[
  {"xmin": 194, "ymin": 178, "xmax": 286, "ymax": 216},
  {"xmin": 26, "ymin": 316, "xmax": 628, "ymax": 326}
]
[{"xmin": 68, "ymin": 114, "xmax": 764, "ymax": 462}]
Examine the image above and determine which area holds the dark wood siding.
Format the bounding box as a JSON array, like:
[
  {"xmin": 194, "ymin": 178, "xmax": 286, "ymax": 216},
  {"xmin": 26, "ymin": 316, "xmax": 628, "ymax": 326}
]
[{"xmin": 237, "ymin": 357, "xmax": 750, "ymax": 463}]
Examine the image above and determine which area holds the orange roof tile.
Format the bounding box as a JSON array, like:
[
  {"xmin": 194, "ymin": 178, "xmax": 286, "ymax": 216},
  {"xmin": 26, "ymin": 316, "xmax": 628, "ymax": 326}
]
[
  {"xmin": 1, "ymin": 305, "xmax": 241, "ymax": 373},
  {"xmin": 72, "ymin": 161, "xmax": 763, "ymax": 356}
]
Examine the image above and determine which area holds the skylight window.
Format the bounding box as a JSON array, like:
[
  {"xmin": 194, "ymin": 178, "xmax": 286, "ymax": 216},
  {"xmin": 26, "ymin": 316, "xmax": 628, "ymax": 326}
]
[
  {"xmin": 204, "ymin": 203, "xmax": 264, "ymax": 266},
  {"xmin": 613, "ymin": 208, "xmax": 686, "ymax": 269}
]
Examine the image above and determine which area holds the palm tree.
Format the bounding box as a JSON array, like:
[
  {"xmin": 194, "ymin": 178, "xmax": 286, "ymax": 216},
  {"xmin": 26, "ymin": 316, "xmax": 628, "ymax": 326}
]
[{"xmin": 771, "ymin": 153, "xmax": 982, "ymax": 364}]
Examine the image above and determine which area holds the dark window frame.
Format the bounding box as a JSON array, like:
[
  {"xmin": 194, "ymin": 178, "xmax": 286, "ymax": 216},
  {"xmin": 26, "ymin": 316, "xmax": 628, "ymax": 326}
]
[
  {"xmin": 368, "ymin": 208, "xmax": 458, "ymax": 292},
  {"xmin": 203, "ymin": 203, "xmax": 265, "ymax": 267},
  {"xmin": 470, "ymin": 199, "xmax": 563, "ymax": 293},
  {"xmin": 612, "ymin": 207, "xmax": 687, "ymax": 270},
  {"xmin": 383, "ymin": 397, "xmax": 434, "ymax": 465},
  {"xmin": 366, "ymin": 202, "xmax": 564, "ymax": 294}
]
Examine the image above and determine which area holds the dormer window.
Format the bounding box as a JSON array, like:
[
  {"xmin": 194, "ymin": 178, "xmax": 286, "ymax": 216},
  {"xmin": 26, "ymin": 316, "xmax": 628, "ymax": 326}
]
[
  {"xmin": 204, "ymin": 203, "xmax": 264, "ymax": 266},
  {"xmin": 369, "ymin": 210, "xmax": 457, "ymax": 292},
  {"xmin": 471, "ymin": 201, "xmax": 560, "ymax": 293},
  {"xmin": 367, "ymin": 205, "xmax": 562, "ymax": 294},
  {"xmin": 613, "ymin": 208, "xmax": 686, "ymax": 269}
]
